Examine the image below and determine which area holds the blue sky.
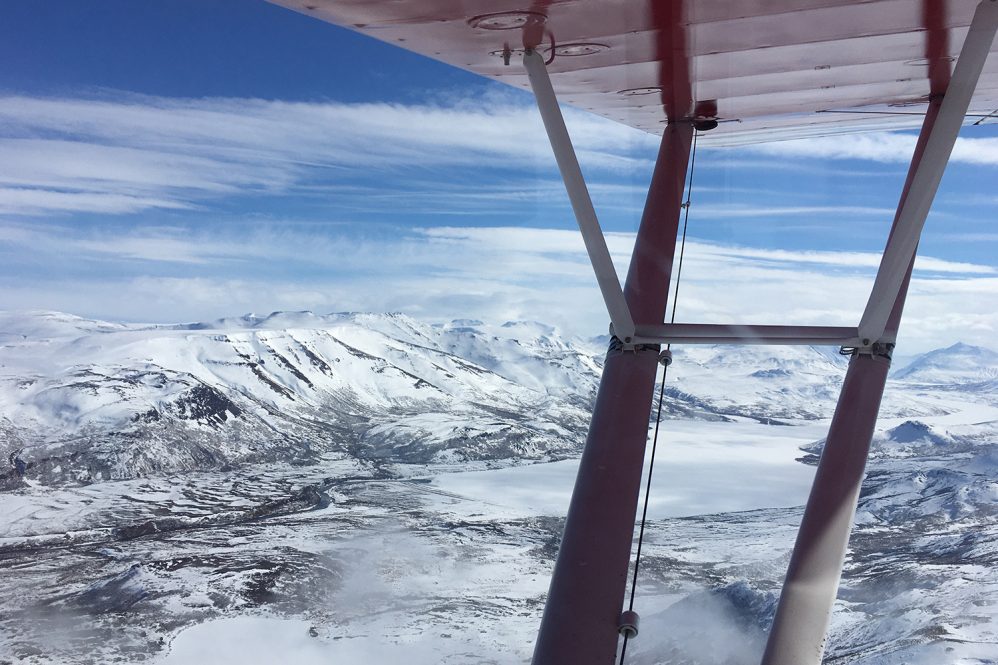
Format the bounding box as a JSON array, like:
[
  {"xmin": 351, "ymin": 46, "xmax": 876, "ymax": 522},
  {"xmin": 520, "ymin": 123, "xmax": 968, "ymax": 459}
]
[{"xmin": 2, "ymin": 0, "xmax": 998, "ymax": 353}]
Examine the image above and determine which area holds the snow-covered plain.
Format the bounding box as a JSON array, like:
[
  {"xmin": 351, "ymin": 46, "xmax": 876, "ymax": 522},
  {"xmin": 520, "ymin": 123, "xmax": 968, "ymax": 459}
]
[{"xmin": 0, "ymin": 311, "xmax": 995, "ymax": 664}]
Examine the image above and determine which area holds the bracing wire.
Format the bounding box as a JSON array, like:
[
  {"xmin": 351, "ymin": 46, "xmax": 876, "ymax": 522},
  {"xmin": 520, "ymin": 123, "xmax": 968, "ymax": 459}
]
[
  {"xmin": 619, "ymin": 129, "xmax": 699, "ymax": 665},
  {"xmin": 670, "ymin": 129, "xmax": 698, "ymax": 328},
  {"xmin": 618, "ymin": 365, "xmax": 667, "ymax": 665}
]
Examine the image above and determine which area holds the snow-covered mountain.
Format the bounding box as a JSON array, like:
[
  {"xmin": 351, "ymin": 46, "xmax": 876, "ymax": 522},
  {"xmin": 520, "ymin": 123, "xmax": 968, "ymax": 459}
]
[
  {"xmin": 0, "ymin": 311, "xmax": 995, "ymax": 665},
  {"xmin": 0, "ymin": 311, "xmax": 605, "ymax": 486},
  {"xmin": 892, "ymin": 341, "xmax": 998, "ymax": 384}
]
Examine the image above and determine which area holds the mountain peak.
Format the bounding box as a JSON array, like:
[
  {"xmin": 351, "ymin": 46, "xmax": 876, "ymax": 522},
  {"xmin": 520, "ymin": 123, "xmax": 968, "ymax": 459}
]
[{"xmin": 892, "ymin": 341, "xmax": 998, "ymax": 384}]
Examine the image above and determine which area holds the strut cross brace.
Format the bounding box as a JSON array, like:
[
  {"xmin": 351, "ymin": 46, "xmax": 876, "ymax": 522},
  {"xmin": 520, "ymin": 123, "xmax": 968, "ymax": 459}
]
[{"xmin": 632, "ymin": 323, "xmax": 870, "ymax": 347}]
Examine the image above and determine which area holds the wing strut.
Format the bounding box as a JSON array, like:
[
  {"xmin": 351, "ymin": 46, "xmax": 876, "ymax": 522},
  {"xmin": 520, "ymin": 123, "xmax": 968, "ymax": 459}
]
[
  {"xmin": 523, "ymin": 49, "xmax": 636, "ymax": 344},
  {"xmin": 858, "ymin": 0, "xmax": 998, "ymax": 345},
  {"xmin": 762, "ymin": 4, "xmax": 998, "ymax": 664}
]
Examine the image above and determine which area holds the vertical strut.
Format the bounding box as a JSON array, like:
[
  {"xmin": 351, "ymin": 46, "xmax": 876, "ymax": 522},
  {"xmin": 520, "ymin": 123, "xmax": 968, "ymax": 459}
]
[
  {"xmin": 530, "ymin": 122, "xmax": 692, "ymax": 665},
  {"xmin": 761, "ymin": 4, "xmax": 997, "ymax": 662},
  {"xmin": 759, "ymin": 349, "xmax": 891, "ymax": 665}
]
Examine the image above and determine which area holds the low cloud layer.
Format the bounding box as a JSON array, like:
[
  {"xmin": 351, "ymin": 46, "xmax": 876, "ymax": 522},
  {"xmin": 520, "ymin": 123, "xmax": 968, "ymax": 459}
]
[{"xmin": 1, "ymin": 221, "xmax": 996, "ymax": 354}]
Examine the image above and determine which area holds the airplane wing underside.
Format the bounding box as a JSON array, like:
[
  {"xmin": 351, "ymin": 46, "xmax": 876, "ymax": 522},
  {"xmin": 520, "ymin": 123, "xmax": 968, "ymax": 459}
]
[{"xmin": 267, "ymin": 0, "xmax": 998, "ymax": 144}]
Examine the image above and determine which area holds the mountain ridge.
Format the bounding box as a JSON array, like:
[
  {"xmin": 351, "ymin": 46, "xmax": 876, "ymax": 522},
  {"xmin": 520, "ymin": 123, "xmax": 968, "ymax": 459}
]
[{"xmin": 2, "ymin": 309, "xmax": 997, "ymax": 490}]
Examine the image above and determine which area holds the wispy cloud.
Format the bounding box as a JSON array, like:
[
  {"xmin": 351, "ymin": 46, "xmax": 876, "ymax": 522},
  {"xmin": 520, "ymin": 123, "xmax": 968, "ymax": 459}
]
[
  {"xmin": 0, "ymin": 93, "xmax": 655, "ymax": 217},
  {"xmin": 691, "ymin": 204, "xmax": 896, "ymax": 220},
  {"xmin": 690, "ymin": 243, "xmax": 996, "ymax": 274},
  {"xmin": 0, "ymin": 187, "xmax": 191, "ymax": 215},
  {"xmin": 749, "ymin": 131, "xmax": 998, "ymax": 164}
]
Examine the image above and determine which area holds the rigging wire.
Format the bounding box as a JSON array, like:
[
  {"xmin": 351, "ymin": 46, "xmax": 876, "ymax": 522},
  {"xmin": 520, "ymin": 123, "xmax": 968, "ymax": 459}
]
[
  {"xmin": 670, "ymin": 129, "xmax": 698, "ymax": 327},
  {"xmin": 619, "ymin": 129, "xmax": 699, "ymax": 665}
]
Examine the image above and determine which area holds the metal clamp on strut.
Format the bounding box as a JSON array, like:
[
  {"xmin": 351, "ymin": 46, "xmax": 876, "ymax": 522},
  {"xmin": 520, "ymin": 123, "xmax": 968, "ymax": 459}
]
[
  {"xmin": 840, "ymin": 341, "xmax": 895, "ymax": 359},
  {"xmin": 618, "ymin": 610, "xmax": 640, "ymax": 639}
]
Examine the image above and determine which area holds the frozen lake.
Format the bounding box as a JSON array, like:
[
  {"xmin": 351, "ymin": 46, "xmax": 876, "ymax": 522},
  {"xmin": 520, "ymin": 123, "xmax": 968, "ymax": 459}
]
[{"xmin": 432, "ymin": 419, "xmax": 829, "ymax": 519}]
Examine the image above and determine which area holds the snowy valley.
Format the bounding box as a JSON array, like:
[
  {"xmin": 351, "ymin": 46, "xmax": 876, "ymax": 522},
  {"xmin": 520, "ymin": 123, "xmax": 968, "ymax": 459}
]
[{"xmin": 0, "ymin": 311, "xmax": 995, "ymax": 664}]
